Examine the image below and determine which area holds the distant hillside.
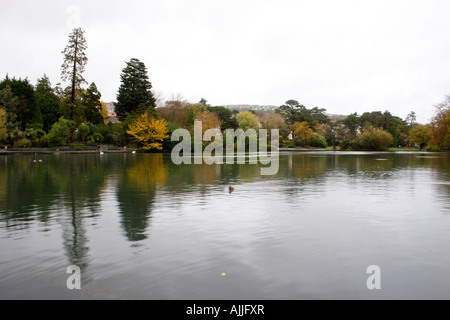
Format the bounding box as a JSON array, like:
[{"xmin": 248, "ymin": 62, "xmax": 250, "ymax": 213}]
[
  {"xmin": 222, "ymin": 104, "xmax": 349, "ymax": 120},
  {"xmin": 222, "ymin": 105, "xmax": 278, "ymax": 112},
  {"xmin": 326, "ymin": 113, "xmax": 348, "ymax": 121},
  {"xmin": 106, "ymin": 101, "xmax": 349, "ymax": 122}
]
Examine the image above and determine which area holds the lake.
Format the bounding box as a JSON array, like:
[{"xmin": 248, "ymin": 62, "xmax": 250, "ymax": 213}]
[{"xmin": 0, "ymin": 151, "xmax": 449, "ymax": 299}]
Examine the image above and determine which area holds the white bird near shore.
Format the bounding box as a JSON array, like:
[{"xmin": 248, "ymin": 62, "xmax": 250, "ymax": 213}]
[
  {"xmin": 132, "ymin": 151, "xmax": 136, "ymax": 154},
  {"xmin": 100, "ymin": 151, "xmax": 105, "ymax": 155}
]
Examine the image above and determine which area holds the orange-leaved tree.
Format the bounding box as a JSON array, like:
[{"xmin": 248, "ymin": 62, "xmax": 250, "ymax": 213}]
[
  {"xmin": 197, "ymin": 111, "xmax": 221, "ymax": 135},
  {"xmin": 127, "ymin": 111, "xmax": 169, "ymax": 151},
  {"xmin": 293, "ymin": 121, "xmax": 314, "ymax": 146},
  {"xmin": 430, "ymin": 96, "xmax": 450, "ymax": 148}
]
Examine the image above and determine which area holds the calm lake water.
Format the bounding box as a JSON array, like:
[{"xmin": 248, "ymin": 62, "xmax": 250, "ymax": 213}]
[{"xmin": 0, "ymin": 152, "xmax": 449, "ymax": 300}]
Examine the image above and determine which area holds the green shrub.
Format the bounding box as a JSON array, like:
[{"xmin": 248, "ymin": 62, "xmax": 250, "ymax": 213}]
[
  {"xmin": 78, "ymin": 124, "xmax": 90, "ymax": 142},
  {"xmin": 40, "ymin": 135, "xmax": 49, "ymax": 148},
  {"xmin": 353, "ymin": 126, "xmax": 394, "ymax": 151},
  {"xmin": 92, "ymin": 133, "xmax": 104, "ymax": 143},
  {"xmin": 16, "ymin": 138, "xmax": 30, "ymax": 148},
  {"xmin": 68, "ymin": 144, "xmax": 86, "ymax": 148},
  {"xmin": 340, "ymin": 139, "xmax": 352, "ymax": 150},
  {"xmin": 48, "ymin": 135, "xmax": 66, "ymax": 147},
  {"xmin": 47, "ymin": 117, "xmax": 76, "ymax": 147},
  {"xmin": 310, "ymin": 133, "xmax": 328, "ymax": 148},
  {"xmin": 426, "ymin": 144, "xmax": 441, "ymax": 152},
  {"xmin": 294, "ymin": 139, "xmax": 302, "ymax": 147}
]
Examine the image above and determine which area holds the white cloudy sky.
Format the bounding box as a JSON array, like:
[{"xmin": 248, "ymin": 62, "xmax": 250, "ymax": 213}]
[{"xmin": 1, "ymin": 0, "xmax": 450, "ymax": 123}]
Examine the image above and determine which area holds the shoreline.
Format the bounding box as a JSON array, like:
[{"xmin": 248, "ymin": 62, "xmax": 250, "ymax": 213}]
[
  {"xmin": 0, "ymin": 147, "xmax": 445, "ymax": 156},
  {"xmin": 0, "ymin": 148, "xmax": 139, "ymax": 155}
]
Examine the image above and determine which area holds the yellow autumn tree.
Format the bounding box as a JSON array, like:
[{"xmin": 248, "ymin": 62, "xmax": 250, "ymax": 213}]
[
  {"xmin": 127, "ymin": 111, "xmax": 169, "ymax": 151},
  {"xmin": 236, "ymin": 111, "xmax": 260, "ymax": 131},
  {"xmin": 101, "ymin": 101, "xmax": 109, "ymax": 120},
  {"xmin": 0, "ymin": 108, "xmax": 6, "ymax": 142},
  {"xmin": 293, "ymin": 121, "xmax": 314, "ymax": 146}
]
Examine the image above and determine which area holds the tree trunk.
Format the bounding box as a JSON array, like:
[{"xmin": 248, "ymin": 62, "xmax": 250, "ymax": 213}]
[
  {"xmin": 70, "ymin": 33, "xmax": 79, "ymax": 143},
  {"xmin": 71, "ymin": 33, "xmax": 78, "ymax": 108}
]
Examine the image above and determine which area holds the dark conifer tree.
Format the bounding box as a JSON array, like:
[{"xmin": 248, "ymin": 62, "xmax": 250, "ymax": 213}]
[{"xmin": 115, "ymin": 58, "xmax": 156, "ymax": 121}]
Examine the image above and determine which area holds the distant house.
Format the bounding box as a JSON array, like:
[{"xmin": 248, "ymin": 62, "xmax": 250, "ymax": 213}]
[
  {"xmin": 287, "ymin": 131, "xmax": 293, "ymax": 141},
  {"xmin": 105, "ymin": 102, "xmax": 120, "ymax": 123}
]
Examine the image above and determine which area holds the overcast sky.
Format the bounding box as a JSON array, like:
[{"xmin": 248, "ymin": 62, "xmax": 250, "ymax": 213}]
[{"xmin": 1, "ymin": 0, "xmax": 450, "ymax": 123}]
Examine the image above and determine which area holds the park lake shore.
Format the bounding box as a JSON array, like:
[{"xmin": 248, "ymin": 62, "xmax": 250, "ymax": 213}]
[{"xmin": 0, "ymin": 146, "xmax": 440, "ymax": 155}]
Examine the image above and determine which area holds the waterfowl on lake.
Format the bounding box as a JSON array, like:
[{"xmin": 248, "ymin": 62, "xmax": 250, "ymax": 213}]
[{"xmin": 229, "ymin": 186, "xmax": 235, "ymax": 193}]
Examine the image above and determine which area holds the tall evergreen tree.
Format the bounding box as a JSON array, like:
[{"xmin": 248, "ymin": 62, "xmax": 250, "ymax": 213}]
[
  {"xmin": 82, "ymin": 82, "xmax": 104, "ymax": 125},
  {"xmin": 0, "ymin": 85, "xmax": 20, "ymax": 131},
  {"xmin": 0, "ymin": 76, "xmax": 41, "ymax": 130},
  {"xmin": 115, "ymin": 58, "xmax": 156, "ymax": 121},
  {"xmin": 61, "ymin": 27, "xmax": 88, "ymax": 120},
  {"xmin": 35, "ymin": 75, "xmax": 61, "ymax": 132}
]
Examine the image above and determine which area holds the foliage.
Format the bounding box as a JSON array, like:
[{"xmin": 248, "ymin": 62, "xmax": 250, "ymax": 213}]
[
  {"xmin": 34, "ymin": 129, "xmax": 46, "ymax": 147},
  {"xmin": 276, "ymin": 99, "xmax": 329, "ymax": 126},
  {"xmin": 426, "ymin": 144, "xmax": 441, "ymax": 152},
  {"xmin": 92, "ymin": 133, "xmax": 104, "ymax": 144},
  {"xmin": 0, "ymin": 108, "xmax": 6, "ymax": 141},
  {"xmin": 430, "ymin": 96, "xmax": 450, "ymax": 148},
  {"xmin": 196, "ymin": 111, "xmax": 221, "ymax": 134},
  {"xmin": 58, "ymin": 87, "xmax": 86, "ymax": 127},
  {"xmin": 353, "ymin": 126, "xmax": 394, "ymax": 151},
  {"xmin": 78, "ymin": 124, "xmax": 90, "ymax": 142},
  {"xmin": 100, "ymin": 102, "xmax": 109, "ymax": 119},
  {"xmin": 293, "ymin": 121, "xmax": 314, "ymax": 146},
  {"xmin": 127, "ymin": 111, "xmax": 169, "ymax": 151},
  {"xmin": 341, "ymin": 113, "xmax": 360, "ymax": 140},
  {"xmin": 207, "ymin": 106, "xmax": 238, "ymax": 130},
  {"xmin": 16, "ymin": 138, "xmax": 30, "ymax": 148},
  {"xmin": 408, "ymin": 125, "xmax": 432, "ymax": 150},
  {"xmin": 61, "ymin": 27, "xmax": 88, "ymax": 108},
  {"xmin": 82, "ymin": 82, "xmax": 104, "ymax": 125},
  {"xmin": 35, "ymin": 75, "xmax": 61, "ymax": 132},
  {"xmin": 0, "ymin": 77, "xmax": 41, "ymax": 130},
  {"xmin": 185, "ymin": 103, "xmax": 207, "ymax": 129},
  {"xmin": 340, "ymin": 139, "xmax": 352, "ymax": 151},
  {"xmin": 324, "ymin": 121, "xmax": 342, "ymax": 149},
  {"xmin": 310, "ymin": 132, "xmax": 328, "ymax": 148},
  {"xmin": 405, "ymin": 111, "xmax": 417, "ymax": 127},
  {"xmin": 47, "ymin": 117, "xmax": 76, "ymax": 147},
  {"xmin": 0, "ymin": 86, "xmax": 21, "ymax": 138},
  {"xmin": 357, "ymin": 111, "xmax": 407, "ymax": 146},
  {"xmin": 236, "ymin": 111, "xmax": 259, "ymax": 131},
  {"xmin": 157, "ymin": 100, "xmax": 188, "ymax": 127},
  {"xmin": 115, "ymin": 58, "xmax": 156, "ymax": 121},
  {"xmin": 261, "ymin": 113, "xmax": 286, "ymax": 130}
]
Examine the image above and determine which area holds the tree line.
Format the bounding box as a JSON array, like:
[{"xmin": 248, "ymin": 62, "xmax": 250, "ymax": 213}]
[{"xmin": 0, "ymin": 28, "xmax": 449, "ymax": 152}]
